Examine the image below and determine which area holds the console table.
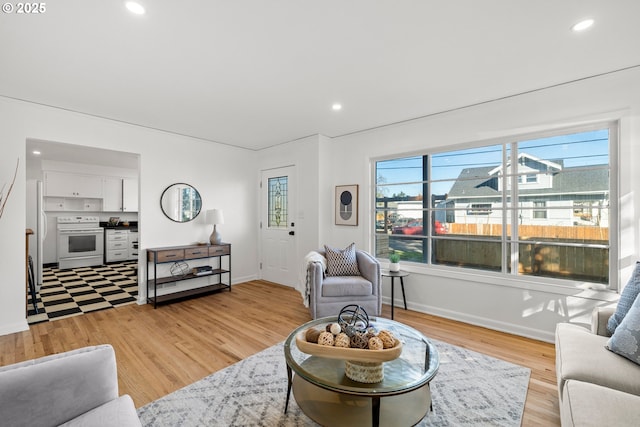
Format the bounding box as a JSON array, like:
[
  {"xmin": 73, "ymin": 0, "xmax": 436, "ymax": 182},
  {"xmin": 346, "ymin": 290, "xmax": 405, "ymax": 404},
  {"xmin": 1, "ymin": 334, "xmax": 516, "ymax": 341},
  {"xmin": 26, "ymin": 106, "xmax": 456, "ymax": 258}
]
[{"xmin": 146, "ymin": 243, "xmax": 231, "ymax": 308}]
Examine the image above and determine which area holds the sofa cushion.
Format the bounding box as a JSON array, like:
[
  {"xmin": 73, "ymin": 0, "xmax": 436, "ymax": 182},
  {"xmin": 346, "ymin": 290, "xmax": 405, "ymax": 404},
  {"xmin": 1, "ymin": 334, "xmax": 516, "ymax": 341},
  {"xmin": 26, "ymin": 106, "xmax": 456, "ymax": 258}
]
[
  {"xmin": 607, "ymin": 292, "xmax": 640, "ymax": 365},
  {"xmin": 561, "ymin": 380, "xmax": 640, "ymax": 427},
  {"xmin": 607, "ymin": 261, "xmax": 640, "ymax": 334},
  {"xmin": 60, "ymin": 395, "xmax": 141, "ymax": 427},
  {"xmin": 325, "ymin": 243, "xmax": 361, "ymax": 276},
  {"xmin": 555, "ymin": 322, "xmax": 640, "ymax": 397},
  {"xmin": 321, "ymin": 275, "xmax": 372, "ymax": 297}
]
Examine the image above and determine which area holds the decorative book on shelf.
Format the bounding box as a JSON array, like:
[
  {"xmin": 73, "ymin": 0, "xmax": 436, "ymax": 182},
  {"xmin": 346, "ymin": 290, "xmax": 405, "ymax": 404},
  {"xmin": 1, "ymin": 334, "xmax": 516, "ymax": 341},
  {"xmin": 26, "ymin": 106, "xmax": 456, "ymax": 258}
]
[{"xmin": 192, "ymin": 266, "xmax": 213, "ymax": 276}]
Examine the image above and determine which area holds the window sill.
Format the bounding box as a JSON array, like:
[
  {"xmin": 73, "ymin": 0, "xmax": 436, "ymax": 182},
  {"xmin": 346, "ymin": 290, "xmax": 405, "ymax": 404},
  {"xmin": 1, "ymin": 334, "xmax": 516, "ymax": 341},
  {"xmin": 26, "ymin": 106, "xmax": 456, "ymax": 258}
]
[{"xmin": 390, "ymin": 262, "xmax": 619, "ymax": 302}]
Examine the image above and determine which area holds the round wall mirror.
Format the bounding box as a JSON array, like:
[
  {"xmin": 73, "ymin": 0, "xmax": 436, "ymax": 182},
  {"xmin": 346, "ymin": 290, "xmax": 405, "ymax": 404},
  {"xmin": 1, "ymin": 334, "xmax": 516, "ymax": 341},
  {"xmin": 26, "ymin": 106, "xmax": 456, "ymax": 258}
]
[{"xmin": 160, "ymin": 183, "xmax": 202, "ymax": 223}]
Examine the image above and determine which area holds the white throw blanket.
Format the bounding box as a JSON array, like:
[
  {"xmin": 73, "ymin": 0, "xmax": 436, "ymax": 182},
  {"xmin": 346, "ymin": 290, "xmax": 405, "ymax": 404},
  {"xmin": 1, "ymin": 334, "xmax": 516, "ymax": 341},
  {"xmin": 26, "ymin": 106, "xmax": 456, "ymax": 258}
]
[{"xmin": 297, "ymin": 251, "xmax": 326, "ymax": 307}]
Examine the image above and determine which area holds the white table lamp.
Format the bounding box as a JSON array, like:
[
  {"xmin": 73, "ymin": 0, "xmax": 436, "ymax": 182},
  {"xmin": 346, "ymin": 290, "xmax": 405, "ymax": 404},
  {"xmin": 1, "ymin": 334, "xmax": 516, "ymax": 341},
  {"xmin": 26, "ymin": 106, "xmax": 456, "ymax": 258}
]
[{"xmin": 207, "ymin": 209, "xmax": 224, "ymax": 245}]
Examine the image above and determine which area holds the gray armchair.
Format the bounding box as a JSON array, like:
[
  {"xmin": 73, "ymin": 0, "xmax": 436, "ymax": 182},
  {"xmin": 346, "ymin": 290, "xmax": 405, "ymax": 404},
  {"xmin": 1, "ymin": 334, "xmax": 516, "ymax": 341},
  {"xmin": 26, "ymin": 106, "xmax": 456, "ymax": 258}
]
[{"xmin": 307, "ymin": 249, "xmax": 382, "ymax": 319}]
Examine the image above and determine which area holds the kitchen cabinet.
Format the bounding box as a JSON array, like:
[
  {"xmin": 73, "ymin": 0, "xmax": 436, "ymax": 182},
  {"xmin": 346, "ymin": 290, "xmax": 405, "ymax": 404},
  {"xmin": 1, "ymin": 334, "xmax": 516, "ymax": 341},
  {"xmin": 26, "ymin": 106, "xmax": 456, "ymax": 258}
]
[
  {"xmin": 105, "ymin": 229, "xmax": 129, "ymax": 262},
  {"xmin": 44, "ymin": 171, "xmax": 103, "ymax": 198},
  {"xmin": 103, "ymin": 177, "xmax": 138, "ymax": 212},
  {"xmin": 122, "ymin": 178, "xmax": 138, "ymax": 212},
  {"xmin": 44, "ymin": 197, "xmax": 102, "ymax": 212},
  {"xmin": 146, "ymin": 243, "xmax": 231, "ymax": 308}
]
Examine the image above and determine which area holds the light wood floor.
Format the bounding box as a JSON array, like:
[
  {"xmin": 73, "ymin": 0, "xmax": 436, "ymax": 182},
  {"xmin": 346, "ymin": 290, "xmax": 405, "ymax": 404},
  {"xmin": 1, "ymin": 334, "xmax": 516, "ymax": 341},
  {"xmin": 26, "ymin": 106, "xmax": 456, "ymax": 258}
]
[{"xmin": 0, "ymin": 280, "xmax": 560, "ymax": 426}]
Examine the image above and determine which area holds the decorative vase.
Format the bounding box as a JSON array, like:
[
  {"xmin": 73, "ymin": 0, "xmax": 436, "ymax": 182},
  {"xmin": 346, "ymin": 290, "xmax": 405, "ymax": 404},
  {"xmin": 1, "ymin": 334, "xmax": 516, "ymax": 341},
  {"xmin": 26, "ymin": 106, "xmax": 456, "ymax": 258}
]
[{"xmin": 389, "ymin": 262, "xmax": 400, "ymax": 272}]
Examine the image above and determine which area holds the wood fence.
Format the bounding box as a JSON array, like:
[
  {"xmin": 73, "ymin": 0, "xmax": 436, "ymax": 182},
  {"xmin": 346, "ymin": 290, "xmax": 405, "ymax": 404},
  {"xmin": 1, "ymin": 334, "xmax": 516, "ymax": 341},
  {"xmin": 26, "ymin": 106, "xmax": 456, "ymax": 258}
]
[{"xmin": 448, "ymin": 223, "xmax": 608, "ymax": 242}]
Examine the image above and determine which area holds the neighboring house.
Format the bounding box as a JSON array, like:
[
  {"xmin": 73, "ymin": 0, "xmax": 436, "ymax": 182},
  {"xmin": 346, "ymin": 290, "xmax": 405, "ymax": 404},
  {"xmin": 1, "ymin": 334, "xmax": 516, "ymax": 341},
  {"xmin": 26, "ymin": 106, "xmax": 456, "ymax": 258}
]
[{"xmin": 446, "ymin": 153, "xmax": 609, "ymax": 227}]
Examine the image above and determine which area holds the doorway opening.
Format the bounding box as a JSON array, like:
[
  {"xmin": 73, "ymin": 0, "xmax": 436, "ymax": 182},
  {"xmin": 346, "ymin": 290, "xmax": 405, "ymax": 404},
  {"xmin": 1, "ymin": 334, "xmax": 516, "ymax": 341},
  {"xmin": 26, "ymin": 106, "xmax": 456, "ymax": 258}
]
[{"xmin": 25, "ymin": 139, "xmax": 140, "ymax": 322}]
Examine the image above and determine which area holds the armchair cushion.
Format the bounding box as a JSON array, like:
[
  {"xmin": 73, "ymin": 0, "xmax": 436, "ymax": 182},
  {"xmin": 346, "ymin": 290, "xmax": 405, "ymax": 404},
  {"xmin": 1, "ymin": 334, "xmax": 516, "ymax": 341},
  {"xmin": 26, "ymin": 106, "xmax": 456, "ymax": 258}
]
[
  {"xmin": 322, "ymin": 275, "xmax": 372, "ymax": 297},
  {"xmin": 325, "ymin": 243, "xmax": 361, "ymax": 276}
]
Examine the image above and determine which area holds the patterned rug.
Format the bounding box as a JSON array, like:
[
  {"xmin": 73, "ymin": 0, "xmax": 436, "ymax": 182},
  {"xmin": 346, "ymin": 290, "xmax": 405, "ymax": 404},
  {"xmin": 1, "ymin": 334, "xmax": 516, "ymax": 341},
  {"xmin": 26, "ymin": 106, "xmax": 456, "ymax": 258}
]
[
  {"xmin": 27, "ymin": 261, "xmax": 138, "ymax": 324},
  {"xmin": 137, "ymin": 339, "xmax": 530, "ymax": 426}
]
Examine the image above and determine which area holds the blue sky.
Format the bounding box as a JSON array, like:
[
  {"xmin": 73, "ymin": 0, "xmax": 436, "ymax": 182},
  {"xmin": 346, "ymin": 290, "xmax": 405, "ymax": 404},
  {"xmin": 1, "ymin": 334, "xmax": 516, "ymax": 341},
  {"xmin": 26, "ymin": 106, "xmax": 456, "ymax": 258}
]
[{"xmin": 377, "ymin": 129, "xmax": 609, "ymax": 197}]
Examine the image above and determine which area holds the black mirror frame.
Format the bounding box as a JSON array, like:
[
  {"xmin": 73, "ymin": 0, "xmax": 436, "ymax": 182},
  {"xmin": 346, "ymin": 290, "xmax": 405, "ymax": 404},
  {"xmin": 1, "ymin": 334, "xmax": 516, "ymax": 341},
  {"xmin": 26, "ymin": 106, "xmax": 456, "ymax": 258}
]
[{"xmin": 160, "ymin": 182, "xmax": 202, "ymax": 223}]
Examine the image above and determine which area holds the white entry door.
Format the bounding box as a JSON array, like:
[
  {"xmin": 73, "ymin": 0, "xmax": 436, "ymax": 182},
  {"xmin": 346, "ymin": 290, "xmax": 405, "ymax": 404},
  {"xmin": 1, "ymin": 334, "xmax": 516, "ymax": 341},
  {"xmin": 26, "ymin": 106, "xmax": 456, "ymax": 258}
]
[{"xmin": 260, "ymin": 166, "xmax": 297, "ymax": 287}]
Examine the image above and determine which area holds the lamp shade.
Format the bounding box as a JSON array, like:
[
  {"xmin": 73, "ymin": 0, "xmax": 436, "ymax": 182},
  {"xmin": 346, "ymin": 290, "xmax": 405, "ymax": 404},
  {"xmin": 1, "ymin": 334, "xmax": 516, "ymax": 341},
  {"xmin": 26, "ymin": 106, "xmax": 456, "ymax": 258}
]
[{"xmin": 206, "ymin": 209, "xmax": 224, "ymax": 225}]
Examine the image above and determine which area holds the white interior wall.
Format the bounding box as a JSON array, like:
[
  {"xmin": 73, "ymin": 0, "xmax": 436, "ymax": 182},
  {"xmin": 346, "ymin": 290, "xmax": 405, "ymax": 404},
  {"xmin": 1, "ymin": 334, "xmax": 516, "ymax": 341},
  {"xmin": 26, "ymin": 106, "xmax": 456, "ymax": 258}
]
[
  {"xmin": 2, "ymin": 69, "xmax": 638, "ymax": 341},
  {"xmin": 257, "ymin": 135, "xmax": 322, "ymax": 277},
  {"xmin": 319, "ymin": 67, "xmax": 640, "ymax": 342},
  {"xmin": 0, "ymin": 97, "xmax": 258, "ymax": 336}
]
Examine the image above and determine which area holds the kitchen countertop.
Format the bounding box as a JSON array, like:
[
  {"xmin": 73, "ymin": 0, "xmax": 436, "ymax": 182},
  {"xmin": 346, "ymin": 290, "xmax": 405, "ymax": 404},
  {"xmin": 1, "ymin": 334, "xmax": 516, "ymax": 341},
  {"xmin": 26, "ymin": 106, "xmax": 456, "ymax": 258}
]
[{"xmin": 100, "ymin": 221, "xmax": 138, "ymax": 232}]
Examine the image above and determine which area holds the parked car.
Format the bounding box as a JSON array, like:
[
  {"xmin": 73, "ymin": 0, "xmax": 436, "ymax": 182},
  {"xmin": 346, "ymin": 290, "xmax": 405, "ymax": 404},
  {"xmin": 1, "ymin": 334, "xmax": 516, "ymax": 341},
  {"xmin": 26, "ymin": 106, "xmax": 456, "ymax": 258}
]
[{"xmin": 392, "ymin": 220, "xmax": 447, "ymax": 235}]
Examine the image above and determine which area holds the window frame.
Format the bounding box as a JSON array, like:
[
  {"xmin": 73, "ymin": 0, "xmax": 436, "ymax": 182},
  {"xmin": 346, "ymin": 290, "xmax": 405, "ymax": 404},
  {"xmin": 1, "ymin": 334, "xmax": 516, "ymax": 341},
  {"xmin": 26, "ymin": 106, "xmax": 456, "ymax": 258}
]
[{"xmin": 372, "ymin": 121, "xmax": 619, "ymax": 290}]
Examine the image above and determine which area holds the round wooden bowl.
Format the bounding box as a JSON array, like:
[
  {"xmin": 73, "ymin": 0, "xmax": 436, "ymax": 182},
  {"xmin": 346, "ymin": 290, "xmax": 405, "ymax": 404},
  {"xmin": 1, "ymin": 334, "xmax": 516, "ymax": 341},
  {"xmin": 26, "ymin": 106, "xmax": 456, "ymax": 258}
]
[{"xmin": 295, "ymin": 329, "xmax": 402, "ymax": 363}]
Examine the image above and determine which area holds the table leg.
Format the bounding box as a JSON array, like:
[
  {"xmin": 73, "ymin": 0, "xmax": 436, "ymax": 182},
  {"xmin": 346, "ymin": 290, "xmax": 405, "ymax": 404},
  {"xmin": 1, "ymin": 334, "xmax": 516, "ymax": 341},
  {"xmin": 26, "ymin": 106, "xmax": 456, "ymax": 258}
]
[
  {"xmin": 390, "ymin": 277, "xmax": 395, "ymax": 320},
  {"xmin": 400, "ymin": 277, "xmax": 407, "ymax": 310},
  {"xmin": 372, "ymin": 396, "xmax": 380, "ymax": 427},
  {"xmin": 284, "ymin": 364, "xmax": 292, "ymax": 413}
]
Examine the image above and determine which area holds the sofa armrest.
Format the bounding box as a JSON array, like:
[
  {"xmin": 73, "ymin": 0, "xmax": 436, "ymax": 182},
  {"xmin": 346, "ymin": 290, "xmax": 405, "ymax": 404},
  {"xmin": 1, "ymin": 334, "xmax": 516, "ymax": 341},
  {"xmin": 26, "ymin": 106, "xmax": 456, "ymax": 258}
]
[
  {"xmin": 0, "ymin": 345, "xmax": 120, "ymax": 427},
  {"xmin": 591, "ymin": 306, "xmax": 615, "ymax": 336},
  {"xmin": 307, "ymin": 261, "xmax": 325, "ymax": 318}
]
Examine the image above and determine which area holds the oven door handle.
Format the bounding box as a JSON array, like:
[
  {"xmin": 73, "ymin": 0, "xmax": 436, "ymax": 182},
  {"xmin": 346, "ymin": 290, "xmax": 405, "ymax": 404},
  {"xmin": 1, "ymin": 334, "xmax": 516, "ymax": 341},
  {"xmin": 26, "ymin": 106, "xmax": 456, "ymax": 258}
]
[{"xmin": 58, "ymin": 229, "xmax": 103, "ymax": 234}]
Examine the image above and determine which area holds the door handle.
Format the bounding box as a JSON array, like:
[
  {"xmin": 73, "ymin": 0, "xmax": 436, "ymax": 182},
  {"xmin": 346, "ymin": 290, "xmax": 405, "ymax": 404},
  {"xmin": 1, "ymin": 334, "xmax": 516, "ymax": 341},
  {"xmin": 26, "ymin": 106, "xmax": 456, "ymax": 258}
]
[{"xmin": 289, "ymin": 231, "xmax": 295, "ymax": 236}]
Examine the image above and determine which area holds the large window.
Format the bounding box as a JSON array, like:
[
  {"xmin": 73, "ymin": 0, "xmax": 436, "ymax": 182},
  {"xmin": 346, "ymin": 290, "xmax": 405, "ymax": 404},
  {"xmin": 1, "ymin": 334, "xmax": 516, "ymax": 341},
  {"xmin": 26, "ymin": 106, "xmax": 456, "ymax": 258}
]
[{"xmin": 375, "ymin": 124, "xmax": 615, "ymax": 286}]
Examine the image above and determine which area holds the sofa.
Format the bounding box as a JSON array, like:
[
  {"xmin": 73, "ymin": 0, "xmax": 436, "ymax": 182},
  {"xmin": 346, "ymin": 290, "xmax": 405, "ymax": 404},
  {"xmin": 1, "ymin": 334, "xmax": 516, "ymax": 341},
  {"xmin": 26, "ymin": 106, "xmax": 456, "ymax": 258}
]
[
  {"xmin": 0, "ymin": 344, "xmax": 141, "ymax": 427},
  {"xmin": 555, "ymin": 307, "xmax": 640, "ymax": 426}
]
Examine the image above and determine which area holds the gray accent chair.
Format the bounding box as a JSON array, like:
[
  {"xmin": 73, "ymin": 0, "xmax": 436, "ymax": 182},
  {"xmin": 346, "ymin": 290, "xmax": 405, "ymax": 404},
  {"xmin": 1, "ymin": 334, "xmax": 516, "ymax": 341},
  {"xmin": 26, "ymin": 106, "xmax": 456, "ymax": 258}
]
[
  {"xmin": 308, "ymin": 249, "xmax": 382, "ymax": 319},
  {"xmin": 0, "ymin": 344, "xmax": 141, "ymax": 427}
]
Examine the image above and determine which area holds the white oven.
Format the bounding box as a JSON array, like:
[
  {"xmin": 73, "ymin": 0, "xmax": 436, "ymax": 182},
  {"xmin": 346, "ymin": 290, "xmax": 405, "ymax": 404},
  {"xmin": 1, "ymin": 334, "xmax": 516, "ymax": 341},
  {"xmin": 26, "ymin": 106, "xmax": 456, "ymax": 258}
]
[{"xmin": 57, "ymin": 216, "xmax": 104, "ymax": 269}]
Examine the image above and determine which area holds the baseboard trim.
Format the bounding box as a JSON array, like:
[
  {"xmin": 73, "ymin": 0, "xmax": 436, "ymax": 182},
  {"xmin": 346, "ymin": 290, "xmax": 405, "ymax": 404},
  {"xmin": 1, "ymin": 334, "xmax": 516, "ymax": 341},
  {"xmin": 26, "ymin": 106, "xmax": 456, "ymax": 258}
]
[
  {"xmin": 383, "ymin": 296, "xmax": 555, "ymax": 343},
  {"xmin": 0, "ymin": 319, "xmax": 29, "ymax": 336}
]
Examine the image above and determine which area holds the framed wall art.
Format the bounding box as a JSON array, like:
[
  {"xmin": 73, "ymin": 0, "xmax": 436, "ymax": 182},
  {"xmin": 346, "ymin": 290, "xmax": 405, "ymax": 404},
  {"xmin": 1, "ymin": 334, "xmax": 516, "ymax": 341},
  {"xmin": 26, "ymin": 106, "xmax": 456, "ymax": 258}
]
[{"xmin": 335, "ymin": 184, "xmax": 358, "ymax": 226}]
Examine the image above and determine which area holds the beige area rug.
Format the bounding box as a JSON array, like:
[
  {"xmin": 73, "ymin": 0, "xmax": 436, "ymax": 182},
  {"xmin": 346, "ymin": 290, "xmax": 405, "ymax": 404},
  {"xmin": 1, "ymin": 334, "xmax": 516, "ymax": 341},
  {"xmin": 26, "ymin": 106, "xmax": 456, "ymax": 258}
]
[{"xmin": 138, "ymin": 339, "xmax": 530, "ymax": 426}]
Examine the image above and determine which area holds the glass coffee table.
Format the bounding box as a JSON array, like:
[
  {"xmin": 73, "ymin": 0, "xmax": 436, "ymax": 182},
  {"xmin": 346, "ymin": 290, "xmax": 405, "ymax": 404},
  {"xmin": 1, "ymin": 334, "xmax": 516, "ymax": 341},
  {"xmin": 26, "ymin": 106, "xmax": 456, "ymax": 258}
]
[{"xmin": 284, "ymin": 316, "xmax": 439, "ymax": 427}]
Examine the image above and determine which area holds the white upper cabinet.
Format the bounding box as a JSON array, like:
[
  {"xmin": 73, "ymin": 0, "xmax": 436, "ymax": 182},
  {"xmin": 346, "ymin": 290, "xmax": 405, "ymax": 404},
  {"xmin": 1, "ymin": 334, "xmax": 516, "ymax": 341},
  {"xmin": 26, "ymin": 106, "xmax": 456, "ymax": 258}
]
[
  {"xmin": 122, "ymin": 177, "xmax": 138, "ymax": 212},
  {"xmin": 44, "ymin": 171, "xmax": 103, "ymax": 198},
  {"xmin": 103, "ymin": 176, "xmax": 139, "ymax": 212},
  {"xmin": 102, "ymin": 177, "xmax": 123, "ymax": 211}
]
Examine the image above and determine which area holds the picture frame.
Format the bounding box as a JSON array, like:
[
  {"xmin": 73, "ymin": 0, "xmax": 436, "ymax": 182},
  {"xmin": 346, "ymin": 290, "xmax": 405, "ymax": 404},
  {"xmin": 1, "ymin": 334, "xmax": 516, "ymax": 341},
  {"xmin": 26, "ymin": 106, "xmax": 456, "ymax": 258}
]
[{"xmin": 335, "ymin": 184, "xmax": 359, "ymax": 226}]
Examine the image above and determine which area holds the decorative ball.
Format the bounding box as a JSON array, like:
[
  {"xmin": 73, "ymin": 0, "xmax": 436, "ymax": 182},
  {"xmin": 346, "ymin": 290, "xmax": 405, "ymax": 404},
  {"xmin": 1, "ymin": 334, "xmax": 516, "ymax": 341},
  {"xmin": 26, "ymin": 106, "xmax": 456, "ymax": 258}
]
[
  {"xmin": 317, "ymin": 331, "xmax": 335, "ymax": 346},
  {"xmin": 330, "ymin": 323, "xmax": 342, "ymax": 335},
  {"xmin": 305, "ymin": 327, "xmax": 321, "ymax": 343},
  {"xmin": 368, "ymin": 336, "xmax": 384, "ymax": 350},
  {"xmin": 377, "ymin": 330, "xmax": 396, "ymax": 349},
  {"xmin": 338, "ymin": 304, "xmax": 370, "ymax": 334},
  {"xmin": 365, "ymin": 327, "xmax": 377, "ymax": 340},
  {"xmin": 334, "ymin": 333, "xmax": 350, "ymax": 348},
  {"xmin": 350, "ymin": 332, "xmax": 369, "ymax": 349},
  {"xmin": 340, "ymin": 323, "xmax": 357, "ymax": 337},
  {"xmin": 170, "ymin": 261, "xmax": 189, "ymax": 278}
]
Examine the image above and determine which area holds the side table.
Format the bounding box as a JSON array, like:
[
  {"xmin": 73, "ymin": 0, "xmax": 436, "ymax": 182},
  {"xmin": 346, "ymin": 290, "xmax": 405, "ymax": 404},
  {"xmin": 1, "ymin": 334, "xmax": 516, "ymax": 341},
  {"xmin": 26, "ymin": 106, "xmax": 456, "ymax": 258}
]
[{"xmin": 381, "ymin": 270, "xmax": 409, "ymax": 319}]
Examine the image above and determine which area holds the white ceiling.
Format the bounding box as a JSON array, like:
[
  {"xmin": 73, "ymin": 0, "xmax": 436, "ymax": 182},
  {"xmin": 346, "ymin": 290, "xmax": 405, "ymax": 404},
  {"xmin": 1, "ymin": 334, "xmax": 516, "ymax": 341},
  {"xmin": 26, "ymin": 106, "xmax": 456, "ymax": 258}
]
[{"xmin": 2, "ymin": 1, "xmax": 640, "ymax": 151}]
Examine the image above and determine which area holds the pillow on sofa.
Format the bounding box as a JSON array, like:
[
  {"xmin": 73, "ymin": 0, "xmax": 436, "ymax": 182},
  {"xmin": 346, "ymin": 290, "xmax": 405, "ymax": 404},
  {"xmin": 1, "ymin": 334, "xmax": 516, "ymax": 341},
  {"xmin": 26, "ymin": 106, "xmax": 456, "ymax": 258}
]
[
  {"xmin": 607, "ymin": 261, "xmax": 640, "ymax": 335},
  {"xmin": 607, "ymin": 293, "xmax": 640, "ymax": 365},
  {"xmin": 325, "ymin": 243, "xmax": 361, "ymax": 276}
]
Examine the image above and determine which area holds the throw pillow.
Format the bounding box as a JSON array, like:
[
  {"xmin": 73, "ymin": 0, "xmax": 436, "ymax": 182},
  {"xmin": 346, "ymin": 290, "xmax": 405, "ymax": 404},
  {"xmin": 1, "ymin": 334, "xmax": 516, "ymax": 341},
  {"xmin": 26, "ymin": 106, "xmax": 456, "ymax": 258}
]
[
  {"xmin": 606, "ymin": 293, "xmax": 640, "ymax": 365},
  {"xmin": 607, "ymin": 261, "xmax": 640, "ymax": 335},
  {"xmin": 324, "ymin": 243, "xmax": 361, "ymax": 276}
]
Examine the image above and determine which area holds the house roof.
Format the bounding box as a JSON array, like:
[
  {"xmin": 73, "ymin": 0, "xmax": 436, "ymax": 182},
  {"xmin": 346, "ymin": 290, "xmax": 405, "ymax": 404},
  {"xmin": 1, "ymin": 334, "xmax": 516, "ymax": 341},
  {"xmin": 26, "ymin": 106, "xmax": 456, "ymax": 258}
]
[{"xmin": 447, "ymin": 165, "xmax": 608, "ymax": 200}]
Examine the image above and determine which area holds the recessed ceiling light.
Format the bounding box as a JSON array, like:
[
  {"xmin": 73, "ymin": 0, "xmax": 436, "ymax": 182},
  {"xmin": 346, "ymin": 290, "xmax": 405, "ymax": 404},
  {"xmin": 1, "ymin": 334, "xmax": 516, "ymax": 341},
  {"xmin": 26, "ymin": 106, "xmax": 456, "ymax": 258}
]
[
  {"xmin": 572, "ymin": 19, "xmax": 594, "ymax": 32},
  {"xmin": 32, "ymin": 150, "xmax": 41, "ymax": 155},
  {"xmin": 332, "ymin": 103, "xmax": 342, "ymax": 111},
  {"xmin": 125, "ymin": 2, "xmax": 145, "ymax": 15}
]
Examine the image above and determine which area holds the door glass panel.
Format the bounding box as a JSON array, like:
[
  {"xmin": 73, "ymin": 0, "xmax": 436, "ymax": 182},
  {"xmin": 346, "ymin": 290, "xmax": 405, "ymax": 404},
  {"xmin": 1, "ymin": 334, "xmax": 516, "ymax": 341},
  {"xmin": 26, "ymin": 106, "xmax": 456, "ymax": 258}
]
[{"xmin": 268, "ymin": 176, "xmax": 288, "ymax": 228}]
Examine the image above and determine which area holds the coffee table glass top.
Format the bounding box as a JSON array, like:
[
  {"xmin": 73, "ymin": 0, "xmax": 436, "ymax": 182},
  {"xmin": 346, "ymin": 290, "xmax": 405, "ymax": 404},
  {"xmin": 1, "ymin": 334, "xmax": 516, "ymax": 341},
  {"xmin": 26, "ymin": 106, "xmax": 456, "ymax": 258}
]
[{"xmin": 284, "ymin": 316, "xmax": 439, "ymax": 396}]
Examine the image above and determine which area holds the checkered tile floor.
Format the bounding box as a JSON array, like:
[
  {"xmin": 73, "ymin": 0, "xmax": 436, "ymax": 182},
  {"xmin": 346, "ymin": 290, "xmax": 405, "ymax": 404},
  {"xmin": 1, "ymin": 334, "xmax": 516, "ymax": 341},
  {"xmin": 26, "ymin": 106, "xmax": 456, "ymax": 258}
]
[{"xmin": 27, "ymin": 261, "xmax": 138, "ymax": 324}]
